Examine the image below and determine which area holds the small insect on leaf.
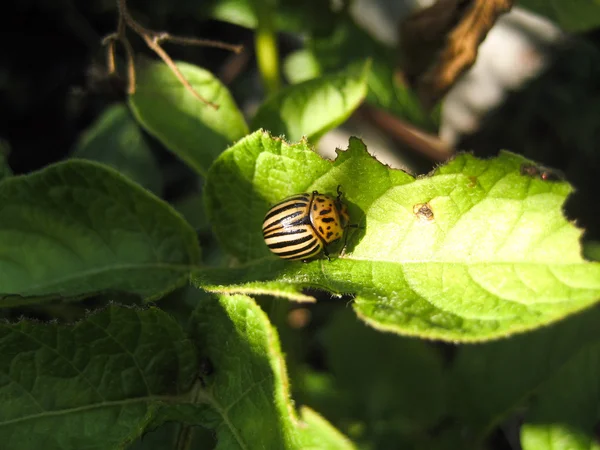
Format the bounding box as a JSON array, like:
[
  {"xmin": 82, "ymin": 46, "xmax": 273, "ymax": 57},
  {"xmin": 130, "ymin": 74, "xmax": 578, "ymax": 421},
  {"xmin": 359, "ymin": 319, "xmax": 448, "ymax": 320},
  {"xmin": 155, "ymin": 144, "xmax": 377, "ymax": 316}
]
[
  {"xmin": 520, "ymin": 163, "xmax": 564, "ymax": 181},
  {"xmin": 413, "ymin": 202, "xmax": 435, "ymax": 222},
  {"xmin": 262, "ymin": 186, "xmax": 357, "ymax": 262}
]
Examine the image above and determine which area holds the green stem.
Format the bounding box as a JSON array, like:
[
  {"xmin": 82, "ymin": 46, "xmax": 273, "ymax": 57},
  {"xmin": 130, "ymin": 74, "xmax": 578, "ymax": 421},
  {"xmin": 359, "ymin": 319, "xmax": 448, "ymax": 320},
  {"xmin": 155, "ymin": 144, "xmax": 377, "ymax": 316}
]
[{"xmin": 253, "ymin": 1, "xmax": 280, "ymax": 94}]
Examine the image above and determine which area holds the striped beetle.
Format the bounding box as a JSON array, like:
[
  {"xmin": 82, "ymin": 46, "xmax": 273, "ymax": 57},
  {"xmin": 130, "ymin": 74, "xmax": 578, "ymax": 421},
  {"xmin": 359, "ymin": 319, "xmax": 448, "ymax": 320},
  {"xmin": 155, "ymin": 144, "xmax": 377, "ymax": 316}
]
[{"xmin": 262, "ymin": 186, "xmax": 356, "ymax": 262}]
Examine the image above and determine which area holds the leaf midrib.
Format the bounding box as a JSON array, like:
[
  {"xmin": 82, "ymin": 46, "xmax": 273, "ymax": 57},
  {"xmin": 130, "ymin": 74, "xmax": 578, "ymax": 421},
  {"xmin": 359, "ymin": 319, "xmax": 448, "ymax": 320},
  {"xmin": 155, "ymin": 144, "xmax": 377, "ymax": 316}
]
[
  {"xmin": 0, "ymin": 394, "xmax": 185, "ymax": 428},
  {"xmin": 2, "ymin": 261, "xmax": 198, "ymax": 294},
  {"xmin": 342, "ymin": 257, "xmax": 594, "ymax": 267}
]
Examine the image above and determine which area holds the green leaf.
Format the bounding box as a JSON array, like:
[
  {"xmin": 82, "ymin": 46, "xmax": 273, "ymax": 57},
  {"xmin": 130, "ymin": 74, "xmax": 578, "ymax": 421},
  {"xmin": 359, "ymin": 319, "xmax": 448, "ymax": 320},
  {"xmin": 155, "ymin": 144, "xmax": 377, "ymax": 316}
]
[
  {"xmin": 298, "ymin": 407, "xmax": 356, "ymax": 450},
  {"xmin": 204, "ymin": 0, "xmax": 336, "ymax": 34},
  {"xmin": 520, "ymin": 341, "xmax": 600, "ymax": 450},
  {"xmin": 304, "ymin": 308, "xmax": 446, "ymax": 448},
  {"xmin": 584, "ymin": 240, "xmax": 600, "ymax": 262},
  {"xmin": 450, "ymin": 306, "xmax": 600, "ymax": 444},
  {"xmin": 283, "ymin": 49, "xmax": 322, "ymax": 85},
  {"xmin": 0, "ymin": 305, "xmax": 198, "ymax": 450},
  {"xmin": 251, "ymin": 60, "xmax": 370, "ymax": 143},
  {"xmin": 308, "ymin": 17, "xmax": 440, "ymax": 131},
  {"xmin": 189, "ymin": 294, "xmax": 354, "ymax": 449},
  {"xmin": 127, "ymin": 421, "xmax": 217, "ymax": 449},
  {"xmin": 172, "ymin": 193, "xmax": 209, "ymax": 232},
  {"xmin": 72, "ymin": 103, "xmax": 163, "ymax": 195},
  {"xmin": 519, "ymin": 0, "xmax": 600, "ymax": 32},
  {"xmin": 198, "ymin": 130, "xmax": 600, "ymax": 341},
  {"xmin": 129, "ymin": 60, "xmax": 249, "ymax": 176},
  {"xmin": 0, "ymin": 160, "xmax": 200, "ymax": 305}
]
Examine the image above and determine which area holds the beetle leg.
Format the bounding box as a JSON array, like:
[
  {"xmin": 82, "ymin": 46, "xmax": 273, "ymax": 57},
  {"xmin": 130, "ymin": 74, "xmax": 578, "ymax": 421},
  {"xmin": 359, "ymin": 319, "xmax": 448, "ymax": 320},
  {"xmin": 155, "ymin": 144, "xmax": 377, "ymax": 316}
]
[
  {"xmin": 336, "ymin": 185, "xmax": 343, "ymax": 200},
  {"xmin": 323, "ymin": 246, "xmax": 331, "ymax": 261}
]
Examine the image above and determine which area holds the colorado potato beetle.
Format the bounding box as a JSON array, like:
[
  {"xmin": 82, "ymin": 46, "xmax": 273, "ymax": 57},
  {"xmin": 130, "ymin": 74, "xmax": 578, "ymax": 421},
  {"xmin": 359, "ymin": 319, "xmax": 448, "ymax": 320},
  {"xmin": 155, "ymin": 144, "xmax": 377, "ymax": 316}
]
[{"xmin": 262, "ymin": 186, "xmax": 355, "ymax": 262}]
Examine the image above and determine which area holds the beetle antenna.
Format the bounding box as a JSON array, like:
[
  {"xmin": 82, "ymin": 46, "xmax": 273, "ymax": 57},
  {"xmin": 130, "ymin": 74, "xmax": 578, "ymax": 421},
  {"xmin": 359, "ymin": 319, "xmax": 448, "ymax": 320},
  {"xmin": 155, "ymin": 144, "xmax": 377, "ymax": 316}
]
[{"xmin": 336, "ymin": 185, "xmax": 343, "ymax": 200}]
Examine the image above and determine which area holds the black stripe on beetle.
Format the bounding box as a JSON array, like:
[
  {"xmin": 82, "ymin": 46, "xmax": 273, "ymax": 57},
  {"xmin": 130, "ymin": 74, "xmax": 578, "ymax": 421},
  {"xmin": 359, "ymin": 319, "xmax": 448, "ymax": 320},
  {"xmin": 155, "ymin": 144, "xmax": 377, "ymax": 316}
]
[
  {"xmin": 264, "ymin": 201, "xmax": 308, "ymax": 222},
  {"xmin": 267, "ymin": 234, "xmax": 314, "ymax": 249},
  {"xmin": 262, "ymin": 189, "xmax": 354, "ymax": 262},
  {"xmin": 278, "ymin": 240, "xmax": 321, "ymax": 259},
  {"xmin": 263, "ymin": 228, "xmax": 306, "ymax": 239}
]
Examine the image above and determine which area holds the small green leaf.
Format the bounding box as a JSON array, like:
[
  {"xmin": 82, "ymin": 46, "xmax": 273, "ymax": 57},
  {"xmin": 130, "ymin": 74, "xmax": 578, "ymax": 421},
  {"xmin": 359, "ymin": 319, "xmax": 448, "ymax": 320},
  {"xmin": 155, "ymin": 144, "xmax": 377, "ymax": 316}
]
[
  {"xmin": 198, "ymin": 130, "xmax": 600, "ymax": 341},
  {"xmin": 189, "ymin": 294, "xmax": 354, "ymax": 449},
  {"xmin": 308, "ymin": 17, "xmax": 439, "ymax": 131},
  {"xmin": 0, "ymin": 305, "xmax": 198, "ymax": 450},
  {"xmin": 72, "ymin": 103, "xmax": 163, "ymax": 195},
  {"xmin": 251, "ymin": 60, "xmax": 370, "ymax": 143},
  {"xmin": 450, "ymin": 306, "xmax": 600, "ymax": 443},
  {"xmin": 129, "ymin": 61, "xmax": 249, "ymax": 176},
  {"xmin": 0, "ymin": 160, "xmax": 200, "ymax": 304},
  {"xmin": 520, "ymin": 341, "xmax": 600, "ymax": 450},
  {"xmin": 519, "ymin": 0, "xmax": 600, "ymax": 32}
]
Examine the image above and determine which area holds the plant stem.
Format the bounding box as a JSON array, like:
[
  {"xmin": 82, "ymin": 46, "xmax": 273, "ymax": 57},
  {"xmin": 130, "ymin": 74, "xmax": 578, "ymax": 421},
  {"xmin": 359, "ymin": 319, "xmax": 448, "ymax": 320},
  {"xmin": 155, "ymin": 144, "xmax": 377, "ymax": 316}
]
[{"xmin": 253, "ymin": 1, "xmax": 280, "ymax": 94}]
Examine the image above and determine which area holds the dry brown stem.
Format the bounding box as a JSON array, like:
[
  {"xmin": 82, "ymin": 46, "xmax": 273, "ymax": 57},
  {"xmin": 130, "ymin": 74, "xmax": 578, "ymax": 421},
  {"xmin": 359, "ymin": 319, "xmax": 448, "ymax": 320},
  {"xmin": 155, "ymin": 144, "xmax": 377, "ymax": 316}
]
[
  {"xmin": 102, "ymin": 0, "xmax": 243, "ymax": 108},
  {"xmin": 358, "ymin": 105, "xmax": 454, "ymax": 162},
  {"xmin": 400, "ymin": 0, "xmax": 514, "ymax": 108}
]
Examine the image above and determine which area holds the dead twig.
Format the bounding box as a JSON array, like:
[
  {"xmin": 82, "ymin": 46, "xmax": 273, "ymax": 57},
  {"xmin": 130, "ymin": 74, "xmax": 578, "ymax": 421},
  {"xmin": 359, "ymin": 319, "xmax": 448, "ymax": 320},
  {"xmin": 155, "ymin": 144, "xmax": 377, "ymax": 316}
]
[
  {"xmin": 400, "ymin": 0, "xmax": 514, "ymax": 108},
  {"xmin": 359, "ymin": 105, "xmax": 454, "ymax": 162},
  {"xmin": 102, "ymin": 0, "xmax": 243, "ymax": 109}
]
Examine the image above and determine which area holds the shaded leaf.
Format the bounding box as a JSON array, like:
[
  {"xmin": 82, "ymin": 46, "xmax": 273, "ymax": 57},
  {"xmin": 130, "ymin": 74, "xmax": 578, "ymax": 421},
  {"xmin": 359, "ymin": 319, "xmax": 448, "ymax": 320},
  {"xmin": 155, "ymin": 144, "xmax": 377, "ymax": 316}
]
[
  {"xmin": 303, "ymin": 308, "xmax": 446, "ymax": 448},
  {"xmin": 189, "ymin": 294, "xmax": 354, "ymax": 449},
  {"xmin": 520, "ymin": 341, "xmax": 600, "ymax": 450},
  {"xmin": 172, "ymin": 193, "xmax": 208, "ymax": 232},
  {"xmin": 0, "ymin": 160, "xmax": 200, "ymax": 305},
  {"xmin": 129, "ymin": 61, "xmax": 248, "ymax": 176},
  {"xmin": 0, "ymin": 305, "xmax": 198, "ymax": 450},
  {"xmin": 198, "ymin": 130, "xmax": 600, "ymax": 341},
  {"xmin": 251, "ymin": 60, "xmax": 370, "ymax": 143},
  {"xmin": 450, "ymin": 305, "xmax": 600, "ymax": 443},
  {"xmin": 72, "ymin": 103, "xmax": 163, "ymax": 195},
  {"xmin": 584, "ymin": 241, "xmax": 600, "ymax": 262}
]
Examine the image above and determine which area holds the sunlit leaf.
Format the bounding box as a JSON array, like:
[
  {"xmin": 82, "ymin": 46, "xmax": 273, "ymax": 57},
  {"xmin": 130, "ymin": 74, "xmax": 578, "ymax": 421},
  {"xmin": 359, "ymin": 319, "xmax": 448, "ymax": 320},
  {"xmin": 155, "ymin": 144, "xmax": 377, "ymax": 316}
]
[
  {"xmin": 251, "ymin": 60, "xmax": 370, "ymax": 143},
  {"xmin": 197, "ymin": 130, "xmax": 600, "ymax": 342}
]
